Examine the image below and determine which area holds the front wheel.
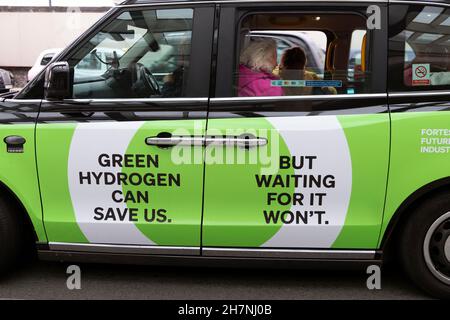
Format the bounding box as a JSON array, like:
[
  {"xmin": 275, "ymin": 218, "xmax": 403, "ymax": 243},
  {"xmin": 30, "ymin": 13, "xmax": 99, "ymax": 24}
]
[
  {"xmin": 0, "ymin": 195, "xmax": 24, "ymax": 275},
  {"xmin": 400, "ymin": 191, "xmax": 450, "ymax": 298}
]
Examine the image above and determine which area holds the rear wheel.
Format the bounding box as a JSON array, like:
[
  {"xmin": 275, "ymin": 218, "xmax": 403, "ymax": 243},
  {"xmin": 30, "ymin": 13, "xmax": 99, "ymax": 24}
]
[
  {"xmin": 400, "ymin": 191, "xmax": 450, "ymax": 298},
  {"xmin": 0, "ymin": 195, "xmax": 25, "ymax": 274}
]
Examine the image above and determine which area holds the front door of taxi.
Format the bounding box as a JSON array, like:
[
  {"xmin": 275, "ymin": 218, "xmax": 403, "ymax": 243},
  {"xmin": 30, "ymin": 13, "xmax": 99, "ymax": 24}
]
[{"xmin": 37, "ymin": 5, "xmax": 214, "ymax": 253}]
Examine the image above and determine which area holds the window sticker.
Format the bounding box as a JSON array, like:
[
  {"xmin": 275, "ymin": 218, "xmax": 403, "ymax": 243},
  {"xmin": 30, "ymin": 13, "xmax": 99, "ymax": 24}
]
[
  {"xmin": 412, "ymin": 63, "xmax": 431, "ymax": 86},
  {"xmin": 271, "ymin": 80, "xmax": 306, "ymax": 87},
  {"xmin": 271, "ymin": 80, "xmax": 342, "ymax": 88}
]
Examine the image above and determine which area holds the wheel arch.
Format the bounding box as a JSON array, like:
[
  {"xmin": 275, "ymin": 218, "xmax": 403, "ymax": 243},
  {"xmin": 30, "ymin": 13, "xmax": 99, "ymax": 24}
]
[
  {"xmin": 381, "ymin": 176, "xmax": 450, "ymax": 254},
  {"xmin": 0, "ymin": 179, "xmax": 39, "ymax": 244}
]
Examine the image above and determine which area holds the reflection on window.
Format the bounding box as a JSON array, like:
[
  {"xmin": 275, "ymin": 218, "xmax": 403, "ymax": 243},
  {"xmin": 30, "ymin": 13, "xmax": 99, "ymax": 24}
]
[
  {"xmin": 412, "ymin": 6, "xmax": 444, "ymax": 24},
  {"xmin": 235, "ymin": 13, "xmax": 371, "ymax": 97},
  {"xmin": 441, "ymin": 17, "xmax": 450, "ymax": 27},
  {"xmin": 414, "ymin": 33, "xmax": 443, "ymax": 44},
  {"xmin": 402, "ymin": 5, "xmax": 450, "ymax": 87},
  {"xmin": 70, "ymin": 8, "xmax": 193, "ymax": 99},
  {"xmin": 247, "ymin": 31, "xmax": 327, "ymax": 75}
]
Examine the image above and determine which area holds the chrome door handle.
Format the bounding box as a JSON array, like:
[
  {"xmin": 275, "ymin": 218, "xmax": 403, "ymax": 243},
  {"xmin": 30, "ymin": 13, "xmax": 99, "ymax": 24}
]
[
  {"xmin": 146, "ymin": 134, "xmax": 267, "ymax": 148},
  {"xmin": 205, "ymin": 136, "xmax": 267, "ymax": 148},
  {"xmin": 146, "ymin": 136, "xmax": 204, "ymax": 147}
]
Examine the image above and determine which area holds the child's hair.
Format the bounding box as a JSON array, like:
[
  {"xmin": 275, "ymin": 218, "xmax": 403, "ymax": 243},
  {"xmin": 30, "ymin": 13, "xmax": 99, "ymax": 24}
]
[{"xmin": 281, "ymin": 47, "xmax": 307, "ymax": 70}]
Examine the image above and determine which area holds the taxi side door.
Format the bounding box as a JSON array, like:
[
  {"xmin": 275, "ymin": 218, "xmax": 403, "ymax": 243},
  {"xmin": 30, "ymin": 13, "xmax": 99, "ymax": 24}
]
[
  {"xmin": 202, "ymin": 2, "xmax": 390, "ymax": 256},
  {"xmin": 36, "ymin": 3, "xmax": 214, "ymax": 254}
]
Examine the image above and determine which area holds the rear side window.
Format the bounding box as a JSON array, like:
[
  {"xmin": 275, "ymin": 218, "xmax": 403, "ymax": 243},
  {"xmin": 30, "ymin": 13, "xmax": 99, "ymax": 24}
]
[
  {"xmin": 390, "ymin": 4, "xmax": 450, "ymax": 91},
  {"xmin": 235, "ymin": 12, "xmax": 373, "ymax": 97},
  {"xmin": 247, "ymin": 31, "xmax": 327, "ymax": 73}
]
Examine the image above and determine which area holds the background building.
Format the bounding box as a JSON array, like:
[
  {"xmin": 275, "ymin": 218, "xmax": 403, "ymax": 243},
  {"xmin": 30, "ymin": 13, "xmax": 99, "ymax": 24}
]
[{"xmin": 0, "ymin": 0, "xmax": 115, "ymax": 87}]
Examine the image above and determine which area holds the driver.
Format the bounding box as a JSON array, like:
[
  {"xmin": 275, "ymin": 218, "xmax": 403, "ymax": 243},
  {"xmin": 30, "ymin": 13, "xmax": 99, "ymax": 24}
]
[
  {"xmin": 161, "ymin": 66, "xmax": 185, "ymax": 97},
  {"xmin": 161, "ymin": 40, "xmax": 191, "ymax": 97}
]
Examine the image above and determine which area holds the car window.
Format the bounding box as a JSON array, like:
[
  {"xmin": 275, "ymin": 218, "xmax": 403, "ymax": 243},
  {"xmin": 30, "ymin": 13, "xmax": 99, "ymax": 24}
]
[
  {"xmin": 275, "ymin": 39, "xmax": 290, "ymax": 64},
  {"xmin": 235, "ymin": 12, "xmax": 372, "ymax": 97},
  {"xmin": 74, "ymin": 49, "xmax": 124, "ymax": 81},
  {"xmin": 405, "ymin": 42, "xmax": 416, "ymax": 64},
  {"xmin": 69, "ymin": 8, "xmax": 194, "ymax": 99},
  {"xmin": 348, "ymin": 30, "xmax": 366, "ymax": 83},
  {"xmin": 137, "ymin": 30, "xmax": 192, "ymax": 86},
  {"xmin": 390, "ymin": 5, "xmax": 450, "ymax": 90},
  {"xmin": 405, "ymin": 6, "xmax": 450, "ymax": 87},
  {"xmin": 248, "ymin": 31, "xmax": 327, "ymax": 74}
]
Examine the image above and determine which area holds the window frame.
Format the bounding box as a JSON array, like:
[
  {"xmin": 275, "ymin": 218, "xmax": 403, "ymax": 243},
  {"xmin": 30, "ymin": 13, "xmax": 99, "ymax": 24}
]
[
  {"xmin": 18, "ymin": 3, "xmax": 214, "ymax": 100},
  {"xmin": 214, "ymin": 2, "xmax": 388, "ymax": 98}
]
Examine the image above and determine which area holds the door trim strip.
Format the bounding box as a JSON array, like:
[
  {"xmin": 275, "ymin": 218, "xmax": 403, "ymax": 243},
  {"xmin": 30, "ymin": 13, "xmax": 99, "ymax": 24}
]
[
  {"xmin": 41, "ymin": 97, "xmax": 209, "ymax": 104},
  {"xmin": 211, "ymin": 93, "xmax": 387, "ymax": 104},
  {"xmin": 48, "ymin": 242, "xmax": 200, "ymax": 256},
  {"xmin": 48, "ymin": 242, "xmax": 376, "ymax": 260},
  {"xmin": 203, "ymin": 248, "xmax": 376, "ymax": 260},
  {"xmin": 389, "ymin": 91, "xmax": 450, "ymax": 99}
]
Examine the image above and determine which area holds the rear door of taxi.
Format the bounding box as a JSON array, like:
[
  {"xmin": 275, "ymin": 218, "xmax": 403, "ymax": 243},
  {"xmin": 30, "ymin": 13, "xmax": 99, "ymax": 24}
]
[{"xmin": 202, "ymin": 1, "xmax": 390, "ymax": 255}]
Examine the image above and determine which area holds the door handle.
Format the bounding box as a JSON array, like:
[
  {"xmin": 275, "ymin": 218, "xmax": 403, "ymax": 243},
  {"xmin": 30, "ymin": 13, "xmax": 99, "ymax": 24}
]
[
  {"xmin": 205, "ymin": 136, "xmax": 267, "ymax": 148},
  {"xmin": 146, "ymin": 136, "xmax": 204, "ymax": 147},
  {"xmin": 146, "ymin": 134, "xmax": 267, "ymax": 148}
]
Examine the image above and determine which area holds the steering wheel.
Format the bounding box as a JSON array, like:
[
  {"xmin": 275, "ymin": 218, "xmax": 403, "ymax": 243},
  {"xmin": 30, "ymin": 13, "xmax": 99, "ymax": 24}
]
[{"xmin": 134, "ymin": 63, "xmax": 160, "ymax": 96}]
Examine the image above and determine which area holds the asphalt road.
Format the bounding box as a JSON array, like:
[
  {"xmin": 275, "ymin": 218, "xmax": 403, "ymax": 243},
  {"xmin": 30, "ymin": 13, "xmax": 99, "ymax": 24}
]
[{"xmin": 0, "ymin": 259, "xmax": 431, "ymax": 300}]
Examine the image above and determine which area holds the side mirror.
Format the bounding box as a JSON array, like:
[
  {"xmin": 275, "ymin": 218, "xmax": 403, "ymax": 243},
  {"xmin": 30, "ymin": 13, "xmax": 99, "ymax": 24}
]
[{"xmin": 44, "ymin": 61, "xmax": 71, "ymax": 100}]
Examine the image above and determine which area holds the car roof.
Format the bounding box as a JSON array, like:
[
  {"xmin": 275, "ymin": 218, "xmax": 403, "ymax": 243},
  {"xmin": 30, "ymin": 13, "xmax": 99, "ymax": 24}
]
[
  {"xmin": 119, "ymin": 0, "xmax": 385, "ymax": 5},
  {"xmin": 118, "ymin": 0, "xmax": 448, "ymax": 5}
]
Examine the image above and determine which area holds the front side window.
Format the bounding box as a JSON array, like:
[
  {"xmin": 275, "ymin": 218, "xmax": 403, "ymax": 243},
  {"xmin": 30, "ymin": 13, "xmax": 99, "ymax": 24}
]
[
  {"xmin": 235, "ymin": 12, "xmax": 372, "ymax": 97},
  {"xmin": 69, "ymin": 8, "xmax": 194, "ymax": 99},
  {"xmin": 390, "ymin": 5, "xmax": 450, "ymax": 90}
]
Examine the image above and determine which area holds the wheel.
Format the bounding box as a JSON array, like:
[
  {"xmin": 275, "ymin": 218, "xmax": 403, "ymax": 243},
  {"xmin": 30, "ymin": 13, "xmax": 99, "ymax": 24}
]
[
  {"xmin": 399, "ymin": 191, "xmax": 450, "ymax": 298},
  {"xmin": 0, "ymin": 194, "xmax": 24, "ymax": 275}
]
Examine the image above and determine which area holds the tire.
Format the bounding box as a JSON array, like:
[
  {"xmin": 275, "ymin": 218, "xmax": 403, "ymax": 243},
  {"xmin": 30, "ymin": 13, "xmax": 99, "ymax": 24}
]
[
  {"xmin": 0, "ymin": 194, "xmax": 24, "ymax": 275},
  {"xmin": 399, "ymin": 191, "xmax": 450, "ymax": 299}
]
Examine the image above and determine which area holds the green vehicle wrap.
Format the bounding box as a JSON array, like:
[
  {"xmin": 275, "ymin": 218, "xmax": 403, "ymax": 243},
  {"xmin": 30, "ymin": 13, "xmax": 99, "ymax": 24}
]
[
  {"xmin": 32, "ymin": 113, "xmax": 391, "ymax": 249},
  {"xmin": 380, "ymin": 111, "xmax": 450, "ymax": 247},
  {"xmin": 0, "ymin": 125, "xmax": 46, "ymax": 241},
  {"xmin": 1, "ymin": 111, "xmax": 448, "ymax": 249}
]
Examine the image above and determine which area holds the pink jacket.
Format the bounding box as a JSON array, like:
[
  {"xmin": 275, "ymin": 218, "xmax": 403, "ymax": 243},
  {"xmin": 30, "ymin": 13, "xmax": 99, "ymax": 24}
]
[{"xmin": 238, "ymin": 64, "xmax": 283, "ymax": 97}]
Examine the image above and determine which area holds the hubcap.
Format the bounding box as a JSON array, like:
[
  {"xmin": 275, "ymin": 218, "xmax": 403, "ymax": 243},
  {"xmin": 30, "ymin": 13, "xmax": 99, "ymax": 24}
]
[
  {"xmin": 445, "ymin": 236, "xmax": 450, "ymax": 263},
  {"xmin": 423, "ymin": 212, "xmax": 450, "ymax": 285}
]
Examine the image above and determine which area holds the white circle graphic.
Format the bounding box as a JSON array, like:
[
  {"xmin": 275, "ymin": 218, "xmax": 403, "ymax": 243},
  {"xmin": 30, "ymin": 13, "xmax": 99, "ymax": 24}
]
[
  {"xmin": 263, "ymin": 116, "xmax": 352, "ymax": 248},
  {"xmin": 68, "ymin": 122, "xmax": 154, "ymax": 245}
]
